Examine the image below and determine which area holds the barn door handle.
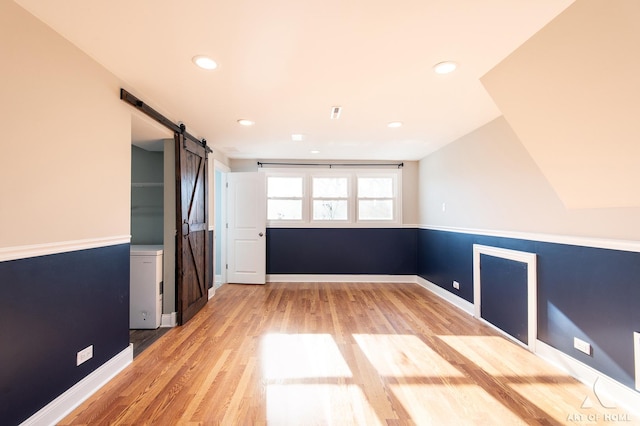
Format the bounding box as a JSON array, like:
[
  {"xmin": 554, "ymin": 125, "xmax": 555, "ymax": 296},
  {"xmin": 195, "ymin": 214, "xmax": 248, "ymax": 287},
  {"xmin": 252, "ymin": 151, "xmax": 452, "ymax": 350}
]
[
  {"xmin": 182, "ymin": 220, "xmax": 190, "ymax": 238},
  {"xmin": 259, "ymin": 232, "xmax": 264, "ymax": 237}
]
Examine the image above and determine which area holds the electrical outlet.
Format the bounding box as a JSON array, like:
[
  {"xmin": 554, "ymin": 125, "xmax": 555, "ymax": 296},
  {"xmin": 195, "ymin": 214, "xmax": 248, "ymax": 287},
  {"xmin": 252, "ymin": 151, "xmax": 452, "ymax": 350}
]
[
  {"xmin": 77, "ymin": 345, "xmax": 93, "ymax": 366},
  {"xmin": 453, "ymin": 281, "xmax": 460, "ymax": 290},
  {"xmin": 573, "ymin": 337, "xmax": 591, "ymax": 356}
]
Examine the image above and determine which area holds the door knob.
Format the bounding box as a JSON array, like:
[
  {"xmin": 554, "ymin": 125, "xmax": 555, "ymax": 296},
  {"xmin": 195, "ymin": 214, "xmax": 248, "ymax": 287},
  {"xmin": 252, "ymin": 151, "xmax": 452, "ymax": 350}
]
[{"xmin": 259, "ymin": 232, "xmax": 264, "ymax": 237}]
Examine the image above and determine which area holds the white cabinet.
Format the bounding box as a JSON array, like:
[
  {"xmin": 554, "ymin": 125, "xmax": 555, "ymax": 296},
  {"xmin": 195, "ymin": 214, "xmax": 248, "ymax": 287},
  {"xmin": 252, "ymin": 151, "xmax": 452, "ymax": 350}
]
[{"xmin": 130, "ymin": 245, "xmax": 163, "ymax": 329}]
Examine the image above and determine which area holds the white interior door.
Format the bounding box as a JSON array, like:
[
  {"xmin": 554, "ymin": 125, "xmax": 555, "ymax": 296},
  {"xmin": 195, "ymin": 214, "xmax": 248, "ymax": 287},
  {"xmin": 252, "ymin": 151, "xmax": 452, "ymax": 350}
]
[{"xmin": 227, "ymin": 172, "xmax": 266, "ymax": 284}]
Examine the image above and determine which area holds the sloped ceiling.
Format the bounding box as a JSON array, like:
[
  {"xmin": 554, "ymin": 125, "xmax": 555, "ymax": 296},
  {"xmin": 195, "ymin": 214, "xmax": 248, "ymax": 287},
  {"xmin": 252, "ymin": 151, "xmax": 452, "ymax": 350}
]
[
  {"xmin": 14, "ymin": 0, "xmax": 573, "ymax": 160},
  {"xmin": 482, "ymin": 0, "xmax": 640, "ymax": 209}
]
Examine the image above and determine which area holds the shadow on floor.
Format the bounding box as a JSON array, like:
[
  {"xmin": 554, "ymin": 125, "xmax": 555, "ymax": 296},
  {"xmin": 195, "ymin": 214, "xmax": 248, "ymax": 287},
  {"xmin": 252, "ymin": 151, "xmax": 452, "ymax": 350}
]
[{"xmin": 129, "ymin": 328, "xmax": 171, "ymax": 358}]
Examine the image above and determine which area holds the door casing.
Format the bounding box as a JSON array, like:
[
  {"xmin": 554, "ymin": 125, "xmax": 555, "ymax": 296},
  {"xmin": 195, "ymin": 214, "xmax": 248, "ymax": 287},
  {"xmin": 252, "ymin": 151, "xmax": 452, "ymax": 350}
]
[{"xmin": 473, "ymin": 244, "xmax": 537, "ymax": 352}]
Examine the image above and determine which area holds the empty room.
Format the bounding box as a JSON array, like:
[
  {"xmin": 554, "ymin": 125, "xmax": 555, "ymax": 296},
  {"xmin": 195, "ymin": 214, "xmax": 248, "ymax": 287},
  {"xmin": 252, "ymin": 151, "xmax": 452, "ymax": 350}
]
[{"xmin": 1, "ymin": 0, "xmax": 639, "ymax": 424}]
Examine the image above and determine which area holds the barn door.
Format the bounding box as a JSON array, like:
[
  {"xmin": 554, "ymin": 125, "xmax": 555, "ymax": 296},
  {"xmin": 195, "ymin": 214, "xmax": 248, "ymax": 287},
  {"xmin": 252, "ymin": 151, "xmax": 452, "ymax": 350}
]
[{"xmin": 175, "ymin": 132, "xmax": 209, "ymax": 325}]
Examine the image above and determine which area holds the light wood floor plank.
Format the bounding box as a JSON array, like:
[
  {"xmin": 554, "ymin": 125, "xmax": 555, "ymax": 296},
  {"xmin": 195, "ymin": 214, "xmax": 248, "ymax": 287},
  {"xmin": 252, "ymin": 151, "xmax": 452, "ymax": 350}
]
[{"xmin": 60, "ymin": 282, "xmax": 633, "ymax": 425}]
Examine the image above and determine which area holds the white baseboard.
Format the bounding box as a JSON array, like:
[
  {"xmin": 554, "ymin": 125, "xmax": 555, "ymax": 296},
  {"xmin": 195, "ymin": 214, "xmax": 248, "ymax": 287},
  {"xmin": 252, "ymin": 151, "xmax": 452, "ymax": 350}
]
[
  {"xmin": 160, "ymin": 312, "xmax": 177, "ymax": 328},
  {"xmin": 214, "ymin": 275, "xmax": 224, "ymax": 289},
  {"xmin": 20, "ymin": 344, "xmax": 133, "ymax": 426},
  {"xmin": 415, "ymin": 276, "xmax": 475, "ymax": 315},
  {"xmin": 266, "ymin": 274, "xmax": 416, "ymax": 283},
  {"xmin": 208, "ymin": 287, "xmax": 215, "ymax": 299},
  {"xmin": 536, "ymin": 340, "xmax": 640, "ymax": 417}
]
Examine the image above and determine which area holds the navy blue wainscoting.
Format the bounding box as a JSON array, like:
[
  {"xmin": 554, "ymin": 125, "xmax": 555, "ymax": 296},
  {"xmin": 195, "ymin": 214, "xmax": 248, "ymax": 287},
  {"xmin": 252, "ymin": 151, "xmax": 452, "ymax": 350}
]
[
  {"xmin": 267, "ymin": 228, "xmax": 417, "ymax": 275},
  {"xmin": 417, "ymin": 228, "xmax": 640, "ymax": 392},
  {"xmin": 0, "ymin": 244, "xmax": 130, "ymax": 425},
  {"xmin": 479, "ymin": 255, "xmax": 529, "ymax": 345}
]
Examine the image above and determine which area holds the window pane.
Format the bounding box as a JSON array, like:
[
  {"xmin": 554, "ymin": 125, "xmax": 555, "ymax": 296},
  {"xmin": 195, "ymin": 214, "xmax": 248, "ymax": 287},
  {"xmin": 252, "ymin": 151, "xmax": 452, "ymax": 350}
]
[
  {"xmin": 313, "ymin": 177, "xmax": 348, "ymax": 198},
  {"xmin": 268, "ymin": 177, "xmax": 303, "ymax": 198},
  {"xmin": 268, "ymin": 200, "xmax": 302, "ymax": 220},
  {"xmin": 358, "ymin": 177, "xmax": 393, "ymax": 198},
  {"xmin": 313, "ymin": 200, "xmax": 348, "ymax": 220},
  {"xmin": 358, "ymin": 200, "xmax": 393, "ymax": 220}
]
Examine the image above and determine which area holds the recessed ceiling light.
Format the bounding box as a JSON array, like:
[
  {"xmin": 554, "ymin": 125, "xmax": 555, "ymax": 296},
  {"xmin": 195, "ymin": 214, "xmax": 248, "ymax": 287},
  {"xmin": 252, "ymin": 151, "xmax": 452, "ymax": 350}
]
[
  {"xmin": 310, "ymin": 150, "xmax": 320, "ymax": 154},
  {"xmin": 433, "ymin": 61, "xmax": 457, "ymax": 74},
  {"xmin": 291, "ymin": 134, "xmax": 305, "ymax": 141},
  {"xmin": 387, "ymin": 121, "xmax": 403, "ymax": 128},
  {"xmin": 237, "ymin": 119, "xmax": 255, "ymax": 126},
  {"xmin": 192, "ymin": 55, "xmax": 218, "ymax": 70}
]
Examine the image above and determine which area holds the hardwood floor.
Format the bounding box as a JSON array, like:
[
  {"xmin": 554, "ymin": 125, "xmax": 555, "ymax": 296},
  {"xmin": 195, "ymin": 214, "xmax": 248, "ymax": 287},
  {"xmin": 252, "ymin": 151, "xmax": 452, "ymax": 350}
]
[
  {"xmin": 129, "ymin": 327, "xmax": 171, "ymax": 358},
  {"xmin": 61, "ymin": 282, "xmax": 630, "ymax": 425}
]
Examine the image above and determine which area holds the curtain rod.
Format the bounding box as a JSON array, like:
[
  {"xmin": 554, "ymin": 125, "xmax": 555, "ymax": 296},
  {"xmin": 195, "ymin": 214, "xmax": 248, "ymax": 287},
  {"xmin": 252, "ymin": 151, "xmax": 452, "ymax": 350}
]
[
  {"xmin": 120, "ymin": 88, "xmax": 212, "ymax": 153},
  {"xmin": 257, "ymin": 161, "xmax": 403, "ymax": 169}
]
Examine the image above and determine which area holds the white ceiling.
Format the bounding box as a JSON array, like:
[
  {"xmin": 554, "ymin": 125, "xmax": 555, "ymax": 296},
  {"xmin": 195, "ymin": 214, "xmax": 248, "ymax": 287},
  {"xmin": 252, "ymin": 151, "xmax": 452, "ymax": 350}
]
[{"xmin": 15, "ymin": 0, "xmax": 574, "ymax": 160}]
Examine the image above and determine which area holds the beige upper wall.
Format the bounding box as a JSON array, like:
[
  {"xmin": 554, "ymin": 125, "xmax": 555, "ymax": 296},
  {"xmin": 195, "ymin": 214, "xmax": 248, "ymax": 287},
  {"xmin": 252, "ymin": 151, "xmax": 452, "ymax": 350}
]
[
  {"xmin": 481, "ymin": 0, "xmax": 640, "ymax": 209},
  {"xmin": 0, "ymin": 1, "xmax": 131, "ymax": 248},
  {"xmin": 401, "ymin": 161, "xmax": 419, "ymax": 225},
  {"xmin": 229, "ymin": 158, "xmax": 258, "ymax": 173},
  {"xmin": 419, "ymin": 117, "xmax": 640, "ymax": 241},
  {"xmin": 229, "ymin": 159, "xmax": 419, "ymax": 225}
]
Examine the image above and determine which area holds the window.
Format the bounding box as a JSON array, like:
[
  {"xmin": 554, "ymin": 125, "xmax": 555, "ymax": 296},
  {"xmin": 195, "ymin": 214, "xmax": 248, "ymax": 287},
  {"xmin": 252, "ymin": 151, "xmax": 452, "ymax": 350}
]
[
  {"xmin": 267, "ymin": 176, "xmax": 303, "ymax": 220},
  {"xmin": 264, "ymin": 168, "xmax": 401, "ymax": 227},
  {"xmin": 312, "ymin": 176, "xmax": 349, "ymax": 221},
  {"xmin": 357, "ymin": 176, "xmax": 395, "ymax": 221}
]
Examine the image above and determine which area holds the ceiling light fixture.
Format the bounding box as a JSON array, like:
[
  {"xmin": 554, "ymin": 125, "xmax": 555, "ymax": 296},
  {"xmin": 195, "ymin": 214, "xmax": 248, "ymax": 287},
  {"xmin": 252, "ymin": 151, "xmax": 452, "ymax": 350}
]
[
  {"xmin": 310, "ymin": 150, "xmax": 320, "ymax": 154},
  {"xmin": 433, "ymin": 61, "xmax": 457, "ymax": 74},
  {"xmin": 237, "ymin": 119, "xmax": 255, "ymax": 126},
  {"xmin": 387, "ymin": 121, "xmax": 403, "ymax": 128},
  {"xmin": 291, "ymin": 134, "xmax": 305, "ymax": 141},
  {"xmin": 192, "ymin": 55, "xmax": 218, "ymax": 70}
]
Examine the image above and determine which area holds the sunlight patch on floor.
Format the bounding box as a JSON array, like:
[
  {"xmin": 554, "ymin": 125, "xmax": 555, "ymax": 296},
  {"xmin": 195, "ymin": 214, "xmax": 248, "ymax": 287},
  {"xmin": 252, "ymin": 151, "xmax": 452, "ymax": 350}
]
[
  {"xmin": 261, "ymin": 333, "xmax": 352, "ymax": 380},
  {"xmin": 266, "ymin": 384, "xmax": 383, "ymax": 426},
  {"xmin": 353, "ymin": 334, "xmax": 464, "ymax": 378},
  {"xmin": 437, "ymin": 335, "xmax": 559, "ymax": 377},
  {"xmin": 436, "ymin": 335, "xmax": 612, "ymax": 424},
  {"xmin": 509, "ymin": 382, "xmax": 599, "ymax": 424},
  {"xmin": 390, "ymin": 383, "xmax": 529, "ymax": 426}
]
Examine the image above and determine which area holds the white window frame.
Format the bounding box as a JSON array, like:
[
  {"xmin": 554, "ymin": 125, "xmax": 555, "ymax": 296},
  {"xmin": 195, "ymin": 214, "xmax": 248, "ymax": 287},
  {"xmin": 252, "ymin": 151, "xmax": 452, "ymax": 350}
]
[
  {"xmin": 310, "ymin": 173, "xmax": 352, "ymax": 223},
  {"xmin": 265, "ymin": 172, "xmax": 307, "ymax": 225},
  {"xmin": 356, "ymin": 172, "xmax": 400, "ymax": 224},
  {"xmin": 262, "ymin": 168, "xmax": 402, "ymax": 228}
]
